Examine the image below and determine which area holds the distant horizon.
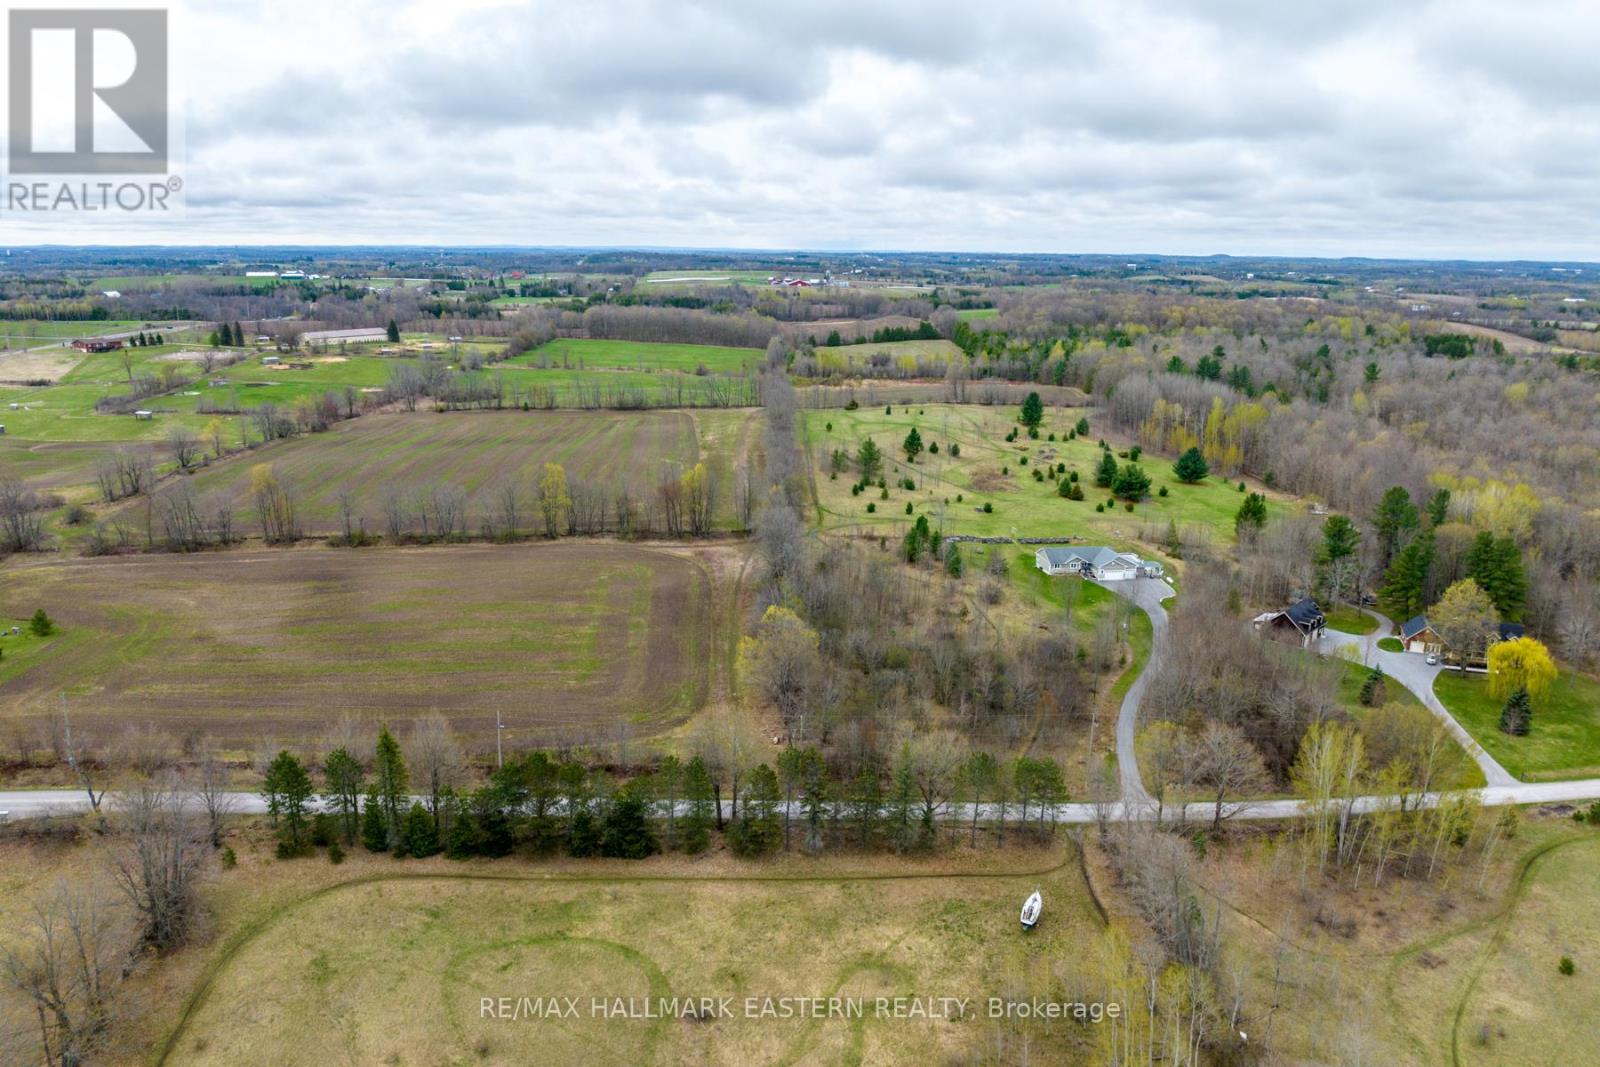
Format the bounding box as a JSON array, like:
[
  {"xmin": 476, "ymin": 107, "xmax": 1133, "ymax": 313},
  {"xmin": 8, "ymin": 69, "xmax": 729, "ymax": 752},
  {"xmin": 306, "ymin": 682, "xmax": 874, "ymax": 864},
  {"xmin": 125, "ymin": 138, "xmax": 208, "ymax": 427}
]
[{"xmin": 6, "ymin": 244, "xmax": 1600, "ymax": 270}]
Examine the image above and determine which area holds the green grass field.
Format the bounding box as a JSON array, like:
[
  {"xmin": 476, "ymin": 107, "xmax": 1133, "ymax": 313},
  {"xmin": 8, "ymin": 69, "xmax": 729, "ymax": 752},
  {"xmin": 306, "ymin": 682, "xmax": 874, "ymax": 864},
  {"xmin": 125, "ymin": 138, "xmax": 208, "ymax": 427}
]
[
  {"xmin": 511, "ymin": 338, "xmax": 760, "ymax": 373},
  {"xmin": 0, "ymin": 319, "xmax": 141, "ymax": 345},
  {"xmin": 1325, "ymin": 604, "xmax": 1380, "ymax": 635},
  {"xmin": 803, "ymin": 404, "xmax": 1288, "ymax": 541},
  {"xmin": 1434, "ymin": 670, "xmax": 1600, "ymax": 781}
]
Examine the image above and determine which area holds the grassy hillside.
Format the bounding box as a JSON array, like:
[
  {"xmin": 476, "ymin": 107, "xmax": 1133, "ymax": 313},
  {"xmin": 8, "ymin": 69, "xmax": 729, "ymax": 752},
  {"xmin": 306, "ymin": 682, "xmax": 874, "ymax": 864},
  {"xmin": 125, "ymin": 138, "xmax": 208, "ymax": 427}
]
[{"xmin": 803, "ymin": 403, "xmax": 1289, "ymax": 541}]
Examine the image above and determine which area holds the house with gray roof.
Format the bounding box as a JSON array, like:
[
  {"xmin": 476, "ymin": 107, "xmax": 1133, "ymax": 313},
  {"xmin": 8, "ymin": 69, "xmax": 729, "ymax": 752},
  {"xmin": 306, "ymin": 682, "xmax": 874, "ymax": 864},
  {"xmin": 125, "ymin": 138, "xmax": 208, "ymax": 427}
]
[{"xmin": 1033, "ymin": 545, "xmax": 1162, "ymax": 581}]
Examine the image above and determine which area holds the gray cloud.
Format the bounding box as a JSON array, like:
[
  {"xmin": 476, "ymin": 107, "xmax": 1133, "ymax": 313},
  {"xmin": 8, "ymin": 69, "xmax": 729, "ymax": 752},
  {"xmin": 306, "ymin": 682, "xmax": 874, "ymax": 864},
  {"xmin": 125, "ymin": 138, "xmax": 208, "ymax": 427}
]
[{"xmin": 18, "ymin": 0, "xmax": 1600, "ymax": 258}]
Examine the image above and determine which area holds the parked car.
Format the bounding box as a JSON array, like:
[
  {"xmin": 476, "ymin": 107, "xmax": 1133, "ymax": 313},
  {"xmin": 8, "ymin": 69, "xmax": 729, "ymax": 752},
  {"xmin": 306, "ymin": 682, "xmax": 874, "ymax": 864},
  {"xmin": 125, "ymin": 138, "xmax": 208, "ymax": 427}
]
[{"xmin": 1425, "ymin": 653, "xmax": 1440, "ymax": 665}]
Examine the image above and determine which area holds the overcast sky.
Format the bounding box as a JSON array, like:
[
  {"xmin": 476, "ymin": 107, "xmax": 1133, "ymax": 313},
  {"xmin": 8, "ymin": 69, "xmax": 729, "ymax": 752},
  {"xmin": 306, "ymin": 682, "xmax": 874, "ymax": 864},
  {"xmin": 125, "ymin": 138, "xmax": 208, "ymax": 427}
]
[{"xmin": 14, "ymin": 0, "xmax": 1600, "ymax": 258}]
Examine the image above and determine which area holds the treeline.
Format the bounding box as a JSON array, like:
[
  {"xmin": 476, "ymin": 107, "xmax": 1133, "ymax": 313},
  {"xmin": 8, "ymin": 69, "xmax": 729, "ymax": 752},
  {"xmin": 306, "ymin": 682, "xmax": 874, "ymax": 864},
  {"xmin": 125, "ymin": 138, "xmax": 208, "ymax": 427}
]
[
  {"xmin": 259, "ymin": 724, "xmax": 1071, "ymax": 864},
  {"xmin": 503, "ymin": 305, "xmax": 779, "ymax": 350}
]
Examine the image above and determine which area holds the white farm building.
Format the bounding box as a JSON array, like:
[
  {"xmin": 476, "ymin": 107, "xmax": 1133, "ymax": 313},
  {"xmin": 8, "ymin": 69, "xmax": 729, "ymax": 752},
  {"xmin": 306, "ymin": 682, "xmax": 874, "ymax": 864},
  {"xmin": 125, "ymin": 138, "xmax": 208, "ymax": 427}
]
[{"xmin": 1034, "ymin": 545, "xmax": 1163, "ymax": 582}]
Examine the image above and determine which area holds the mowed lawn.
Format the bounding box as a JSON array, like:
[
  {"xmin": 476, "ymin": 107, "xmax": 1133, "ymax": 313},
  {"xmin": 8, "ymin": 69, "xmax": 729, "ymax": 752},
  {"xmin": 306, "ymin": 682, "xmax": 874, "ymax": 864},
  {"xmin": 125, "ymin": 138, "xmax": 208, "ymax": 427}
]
[
  {"xmin": 155, "ymin": 847, "xmax": 1103, "ymax": 1067},
  {"xmin": 130, "ymin": 408, "xmax": 753, "ymax": 535},
  {"xmin": 803, "ymin": 404, "xmax": 1288, "ymax": 541},
  {"xmin": 0, "ymin": 543, "xmax": 714, "ymax": 744},
  {"xmin": 1434, "ymin": 669, "xmax": 1600, "ymax": 781}
]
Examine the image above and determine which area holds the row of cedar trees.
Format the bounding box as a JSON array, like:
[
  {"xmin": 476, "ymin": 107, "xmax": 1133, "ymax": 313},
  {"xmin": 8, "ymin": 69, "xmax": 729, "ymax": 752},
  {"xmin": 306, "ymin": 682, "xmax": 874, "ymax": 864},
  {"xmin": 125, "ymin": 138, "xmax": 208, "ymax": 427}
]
[{"xmin": 259, "ymin": 728, "xmax": 1069, "ymax": 862}]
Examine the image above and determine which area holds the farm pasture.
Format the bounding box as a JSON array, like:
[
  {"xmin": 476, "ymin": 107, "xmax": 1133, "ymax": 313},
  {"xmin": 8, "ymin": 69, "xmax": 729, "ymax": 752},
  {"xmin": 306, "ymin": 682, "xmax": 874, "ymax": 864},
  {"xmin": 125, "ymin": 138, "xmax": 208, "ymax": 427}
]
[
  {"xmin": 0, "ymin": 542, "xmax": 720, "ymax": 746},
  {"xmin": 130, "ymin": 408, "xmax": 752, "ymax": 535}
]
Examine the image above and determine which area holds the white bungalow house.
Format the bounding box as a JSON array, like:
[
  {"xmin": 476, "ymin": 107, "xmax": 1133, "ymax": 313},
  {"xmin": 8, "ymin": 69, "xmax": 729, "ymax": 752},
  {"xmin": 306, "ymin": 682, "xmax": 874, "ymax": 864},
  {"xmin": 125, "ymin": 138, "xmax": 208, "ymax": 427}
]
[{"xmin": 1034, "ymin": 545, "xmax": 1162, "ymax": 582}]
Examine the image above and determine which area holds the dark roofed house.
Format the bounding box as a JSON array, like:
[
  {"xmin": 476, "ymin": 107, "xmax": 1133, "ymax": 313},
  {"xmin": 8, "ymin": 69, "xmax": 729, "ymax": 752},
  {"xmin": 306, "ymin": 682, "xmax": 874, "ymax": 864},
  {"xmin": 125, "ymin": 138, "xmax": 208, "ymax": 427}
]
[
  {"xmin": 1497, "ymin": 622, "xmax": 1526, "ymax": 642},
  {"xmin": 1399, "ymin": 615, "xmax": 1442, "ymax": 655},
  {"xmin": 1255, "ymin": 597, "xmax": 1326, "ymax": 648}
]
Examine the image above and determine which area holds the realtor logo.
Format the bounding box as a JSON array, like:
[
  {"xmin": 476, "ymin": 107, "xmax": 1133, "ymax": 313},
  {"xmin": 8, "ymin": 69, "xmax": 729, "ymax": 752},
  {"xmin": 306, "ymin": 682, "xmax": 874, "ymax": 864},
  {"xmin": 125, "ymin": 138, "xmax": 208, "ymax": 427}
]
[{"xmin": 7, "ymin": 8, "xmax": 168, "ymax": 174}]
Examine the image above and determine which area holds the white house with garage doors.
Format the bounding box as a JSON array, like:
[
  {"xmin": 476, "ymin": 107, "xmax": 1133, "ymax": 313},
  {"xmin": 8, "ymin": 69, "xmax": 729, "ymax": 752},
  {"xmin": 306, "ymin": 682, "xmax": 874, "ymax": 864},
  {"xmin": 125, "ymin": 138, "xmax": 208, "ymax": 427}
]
[{"xmin": 1034, "ymin": 545, "xmax": 1163, "ymax": 581}]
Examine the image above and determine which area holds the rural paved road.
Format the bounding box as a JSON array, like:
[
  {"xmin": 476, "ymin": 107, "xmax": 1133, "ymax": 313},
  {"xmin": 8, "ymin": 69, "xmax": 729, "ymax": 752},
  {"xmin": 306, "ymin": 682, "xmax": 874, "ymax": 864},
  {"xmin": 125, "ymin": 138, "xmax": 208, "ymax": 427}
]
[
  {"xmin": 4, "ymin": 781, "xmax": 1599, "ymax": 826},
  {"xmin": 1098, "ymin": 575, "xmax": 1175, "ymax": 809},
  {"xmin": 1317, "ymin": 608, "xmax": 1518, "ymax": 787}
]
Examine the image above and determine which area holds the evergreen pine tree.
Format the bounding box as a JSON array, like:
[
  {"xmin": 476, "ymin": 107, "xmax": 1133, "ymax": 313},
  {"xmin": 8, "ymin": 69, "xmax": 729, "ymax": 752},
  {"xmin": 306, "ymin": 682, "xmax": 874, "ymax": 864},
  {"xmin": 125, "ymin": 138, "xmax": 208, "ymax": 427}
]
[
  {"xmin": 400, "ymin": 801, "xmax": 440, "ymax": 857},
  {"xmin": 1173, "ymin": 446, "xmax": 1209, "ymax": 483},
  {"xmin": 1499, "ymin": 686, "xmax": 1532, "ymax": 736},
  {"xmin": 1358, "ymin": 666, "xmax": 1387, "ymax": 707},
  {"xmin": 600, "ymin": 786, "xmax": 658, "ymax": 859},
  {"xmin": 680, "ymin": 756, "xmax": 714, "ymax": 854},
  {"xmin": 373, "ymin": 725, "xmax": 408, "ymax": 848},
  {"xmin": 1019, "ymin": 391, "xmax": 1044, "ymax": 429},
  {"xmin": 1093, "ymin": 449, "xmax": 1119, "ymax": 488},
  {"xmin": 361, "ymin": 783, "xmax": 388, "ymax": 852}
]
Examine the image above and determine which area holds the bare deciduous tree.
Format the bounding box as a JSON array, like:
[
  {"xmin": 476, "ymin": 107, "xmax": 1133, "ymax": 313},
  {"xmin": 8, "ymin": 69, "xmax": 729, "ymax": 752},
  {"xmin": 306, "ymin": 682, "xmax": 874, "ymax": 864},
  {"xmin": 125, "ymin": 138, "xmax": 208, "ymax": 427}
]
[
  {"xmin": 0, "ymin": 882, "xmax": 130, "ymax": 1067},
  {"xmin": 105, "ymin": 777, "xmax": 208, "ymax": 952}
]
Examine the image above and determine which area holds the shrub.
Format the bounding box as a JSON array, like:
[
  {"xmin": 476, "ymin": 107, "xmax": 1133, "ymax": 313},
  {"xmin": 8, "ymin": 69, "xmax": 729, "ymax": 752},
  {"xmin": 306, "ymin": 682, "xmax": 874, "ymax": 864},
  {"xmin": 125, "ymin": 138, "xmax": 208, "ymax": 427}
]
[
  {"xmin": 955, "ymin": 493, "xmax": 963, "ymax": 502},
  {"xmin": 1095, "ymin": 503, "xmax": 1105, "ymax": 512},
  {"xmin": 1158, "ymin": 486, "xmax": 1169, "ymax": 497},
  {"xmin": 1047, "ymin": 433, "xmax": 1056, "ymax": 442},
  {"xmin": 880, "ymin": 487, "xmax": 888, "ymax": 499},
  {"xmin": 1124, "ymin": 502, "xmax": 1134, "ymax": 512},
  {"xmin": 949, "ymin": 443, "xmax": 960, "ymax": 457},
  {"xmin": 928, "ymin": 441, "xmax": 938, "ymax": 455},
  {"xmin": 328, "ymin": 841, "xmax": 345, "ymax": 864},
  {"xmin": 28, "ymin": 609, "xmax": 54, "ymax": 637},
  {"xmin": 221, "ymin": 846, "xmax": 237, "ymax": 869},
  {"xmin": 1075, "ymin": 417, "xmax": 1089, "ymax": 435},
  {"xmin": 825, "ymin": 421, "xmax": 832, "ymax": 431},
  {"xmin": 1001, "ymin": 466, "xmax": 1009, "ymax": 476},
  {"xmin": 1559, "ymin": 956, "xmax": 1575, "ymax": 976},
  {"xmin": 904, "ymin": 502, "xmax": 913, "ymax": 515},
  {"xmin": 982, "ymin": 502, "xmax": 993, "ymax": 513},
  {"xmin": 1019, "ymin": 456, "xmax": 1027, "ymax": 465},
  {"xmin": 1237, "ymin": 481, "xmax": 1246, "ymax": 491},
  {"xmin": 63, "ymin": 503, "xmax": 90, "ymax": 526},
  {"xmin": 866, "ymin": 502, "xmax": 876, "ymax": 513},
  {"xmin": 844, "ymin": 399, "xmax": 858, "ymax": 410}
]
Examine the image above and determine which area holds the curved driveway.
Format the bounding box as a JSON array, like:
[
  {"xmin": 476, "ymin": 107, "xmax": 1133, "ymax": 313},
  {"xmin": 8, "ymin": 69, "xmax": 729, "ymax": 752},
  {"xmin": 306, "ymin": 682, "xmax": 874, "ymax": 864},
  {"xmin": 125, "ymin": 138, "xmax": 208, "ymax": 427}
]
[
  {"xmin": 1318, "ymin": 610, "xmax": 1517, "ymax": 787},
  {"xmin": 1097, "ymin": 576, "xmax": 1175, "ymax": 808}
]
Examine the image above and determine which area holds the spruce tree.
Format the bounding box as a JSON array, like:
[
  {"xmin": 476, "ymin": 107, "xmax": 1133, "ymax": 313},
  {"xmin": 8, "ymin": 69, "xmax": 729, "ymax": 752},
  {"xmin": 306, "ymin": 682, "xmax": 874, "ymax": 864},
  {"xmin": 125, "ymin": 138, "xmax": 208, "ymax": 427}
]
[
  {"xmin": 1019, "ymin": 391, "xmax": 1044, "ymax": 429},
  {"xmin": 600, "ymin": 786, "xmax": 658, "ymax": 859},
  {"xmin": 373, "ymin": 725, "xmax": 408, "ymax": 848},
  {"xmin": 1094, "ymin": 449, "xmax": 1119, "ymax": 488},
  {"xmin": 361, "ymin": 783, "xmax": 388, "ymax": 852},
  {"xmin": 386, "ymin": 318, "xmax": 400, "ymax": 343},
  {"xmin": 1359, "ymin": 666, "xmax": 1386, "ymax": 707},
  {"xmin": 680, "ymin": 756, "xmax": 714, "ymax": 854},
  {"xmin": 400, "ymin": 801, "xmax": 440, "ymax": 857},
  {"xmin": 1499, "ymin": 686, "xmax": 1532, "ymax": 736},
  {"xmin": 902, "ymin": 426, "xmax": 924, "ymax": 462}
]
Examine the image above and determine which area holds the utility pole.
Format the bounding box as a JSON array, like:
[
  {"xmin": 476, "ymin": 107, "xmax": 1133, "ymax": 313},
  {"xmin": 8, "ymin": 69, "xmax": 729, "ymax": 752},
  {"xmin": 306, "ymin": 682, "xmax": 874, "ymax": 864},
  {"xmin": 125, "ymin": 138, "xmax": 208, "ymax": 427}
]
[{"xmin": 496, "ymin": 708, "xmax": 504, "ymax": 769}]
